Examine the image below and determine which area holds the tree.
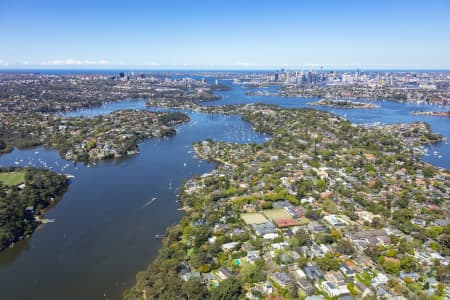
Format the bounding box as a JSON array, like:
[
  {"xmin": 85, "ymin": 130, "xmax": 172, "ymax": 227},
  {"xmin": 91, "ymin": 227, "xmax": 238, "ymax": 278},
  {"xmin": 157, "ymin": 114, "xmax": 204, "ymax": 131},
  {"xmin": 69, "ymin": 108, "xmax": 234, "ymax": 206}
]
[
  {"xmin": 423, "ymin": 166, "xmax": 435, "ymax": 178},
  {"xmin": 315, "ymin": 233, "xmax": 334, "ymax": 244},
  {"xmin": 290, "ymin": 229, "xmax": 310, "ymax": 247},
  {"xmin": 210, "ymin": 278, "xmax": 242, "ymax": 300},
  {"xmin": 181, "ymin": 279, "xmax": 209, "ymax": 300},
  {"xmin": 305, "ymin": 208, "xmax": 321, "ymax": 220},
  {"xmin": 317, "ymin": 252, "xmax": 340, "ymax": 271},
  {"xmin": 364, "ymin": 246, "xmax": 381, "ymax": 260},
  {"xmin": 371, "ymin": 217, "xmax": 383, "ymax": 229},
  {"xmin": 397, "ymin": 239, "xmax": 414, "ymax": 255},
  {"xmin": 239, "ymin": 263, "xmax": 266, "ymax": 284},
  {"xmin": 381, "ymin": 257, "xmax": 400, "ymax": 274},
  {"xmin": 337, "ymin": 239, "xmax": 355, "ymax": 255},
  {"xmin": 322, "ymin": 199, "xmax": 337, "ymax": 214},
  {"xmin": 400, "ymin": 255, "xmax": 418, "ymax": 272},
  {"xmin": 435, "ymin": 263, "xmax": 450, "ymax": 283},
  {"xmin": 425, "ymin": 226, "xmax": 443, "ymax": 239},
  {"xmin": 331, "ymin": 228, "xmax": 341, "ymax": 241}
]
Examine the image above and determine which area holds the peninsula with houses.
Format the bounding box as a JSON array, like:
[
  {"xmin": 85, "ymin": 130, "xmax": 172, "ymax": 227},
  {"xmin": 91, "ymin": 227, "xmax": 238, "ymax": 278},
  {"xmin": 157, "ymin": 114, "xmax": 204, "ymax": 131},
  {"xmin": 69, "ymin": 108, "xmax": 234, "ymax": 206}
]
[
  {"xmin": 0, "ymin": 167, "xmax": 69, "ymax": 251},
  {"xmin": 411, "ymin": 111, "xmax": 450, "ymax": 118},
  {"xmin": 125, "ymin": 104, "xmax": 449, "ymax": 300},
  {"xmin": 0, "ymin": 110, "xmax": 190, "ymax": 162},
  {"xmin": 308, "ymin": 99, "xmax": 379, "ymax": 109}
]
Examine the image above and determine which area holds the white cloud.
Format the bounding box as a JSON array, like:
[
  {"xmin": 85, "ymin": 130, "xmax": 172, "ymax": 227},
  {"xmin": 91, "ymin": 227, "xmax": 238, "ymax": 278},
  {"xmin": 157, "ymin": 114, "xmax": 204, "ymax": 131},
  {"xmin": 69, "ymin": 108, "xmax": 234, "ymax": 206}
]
[
  {"xmin": 0, "ymin": 59, "xmax": 9, "ymax": 66},
  {"xmin": 143, "ymin": 62, "xmax": 160, "ymax": 66},
  {"xmin": 232, "ymin": 62, "xmax": 258, "ymax": 67},
  {"xmin": 39, "ymin": 59, "xmax": 111, "ymax": 65}
]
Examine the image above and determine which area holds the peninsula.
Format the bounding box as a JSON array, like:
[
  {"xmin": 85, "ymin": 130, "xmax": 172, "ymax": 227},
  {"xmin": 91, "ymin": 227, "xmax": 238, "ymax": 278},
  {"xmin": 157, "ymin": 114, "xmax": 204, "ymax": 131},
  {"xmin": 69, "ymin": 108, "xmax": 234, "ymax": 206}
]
[
  {"xmin": 411, "ymin": 111, "xmax": 450, "ymax": 117},
  {"xmin": 0, "ymin": 167, "xmax": 69, "ymax": 251},
  {"xmin": 0, "ymin": 110, "xmax": 190, "ymax": 162},
  {"xmin": 308, "ymin": 99, "xmax": 379, "ymax": 109}
]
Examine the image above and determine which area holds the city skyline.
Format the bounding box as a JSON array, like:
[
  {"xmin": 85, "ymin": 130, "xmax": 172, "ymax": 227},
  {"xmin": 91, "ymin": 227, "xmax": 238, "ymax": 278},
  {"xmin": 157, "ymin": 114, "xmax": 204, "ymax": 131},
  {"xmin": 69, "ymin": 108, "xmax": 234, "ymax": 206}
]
[{"xmin": 1, "ymin": 0, "xmax": 450, "ymax": 69}]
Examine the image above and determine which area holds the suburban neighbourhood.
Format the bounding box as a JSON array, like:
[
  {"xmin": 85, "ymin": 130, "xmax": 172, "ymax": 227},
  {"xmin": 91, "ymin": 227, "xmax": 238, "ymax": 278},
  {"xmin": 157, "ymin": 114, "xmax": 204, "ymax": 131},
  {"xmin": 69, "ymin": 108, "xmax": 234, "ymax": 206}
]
[{"xmin": 126, "ymin": 105, "xmax": 450, "ymax": 299}]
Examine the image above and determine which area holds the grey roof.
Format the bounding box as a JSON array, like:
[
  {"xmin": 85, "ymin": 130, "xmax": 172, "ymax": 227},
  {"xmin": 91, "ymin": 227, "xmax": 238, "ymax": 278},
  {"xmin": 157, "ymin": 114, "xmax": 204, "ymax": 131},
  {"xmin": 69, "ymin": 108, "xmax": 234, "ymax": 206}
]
[
  {"xmin": 306, "ymin": 296, "xmax": 324, "ymax": 300},
  {"xmin": 251, "ymin": 221, "xmax": 276, "ymax": 236},
  {"xmin": 339, "ymin": 296, "xmax": 354, "ymax": 300}
]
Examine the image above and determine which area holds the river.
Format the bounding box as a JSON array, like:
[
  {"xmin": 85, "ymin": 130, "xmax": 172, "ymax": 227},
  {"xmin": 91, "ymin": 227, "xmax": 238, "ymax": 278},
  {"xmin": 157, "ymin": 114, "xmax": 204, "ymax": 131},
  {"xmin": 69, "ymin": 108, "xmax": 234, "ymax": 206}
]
[
  {"xmin": 0, "ymin": 75, "xmax": 448, "ymax": 300},
  {"xmin": 0, "ymin": 104, "xmax": 266, "ymax": 299}
]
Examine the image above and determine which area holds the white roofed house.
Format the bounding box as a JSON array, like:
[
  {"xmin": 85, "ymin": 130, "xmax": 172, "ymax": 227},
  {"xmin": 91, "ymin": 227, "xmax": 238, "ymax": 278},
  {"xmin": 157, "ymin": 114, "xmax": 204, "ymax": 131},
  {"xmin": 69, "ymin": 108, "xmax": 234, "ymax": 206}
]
[
  {"xmin": 324, "ymin": 215, "xmax": 348, "ymax": 229},
  {"xmin": 181, "ymin": 271, "xmax": 201, "ymax": 282},
  {"xmin": 321, "ymin": 281, "xmax": 350, "ymax": 298},
  {"xmin": 221, "ymin": 241, "xmax": 239, "ymax": 252},
  {"xmin": 216, "ymin": 267, "xmax": 234, "ymax": 281},
  {"xmin": 263, "ymin": 232, "xmax": 279, "ymax": 240}
]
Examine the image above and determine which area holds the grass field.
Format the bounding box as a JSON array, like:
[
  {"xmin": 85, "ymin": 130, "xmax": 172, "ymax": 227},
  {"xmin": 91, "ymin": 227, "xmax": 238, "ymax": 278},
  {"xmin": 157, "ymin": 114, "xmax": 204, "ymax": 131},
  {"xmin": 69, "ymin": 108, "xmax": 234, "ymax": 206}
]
[
  {"xmin": 262, "ymin": 208, "xmax": 292, "ymax": 221},
  {"xmin": 241, "ymin": 213, "xmax": 268, "ymax": 225},
  {"xmin": 0, "ymin": 171, "xmax": 26, "ymax": 186}
]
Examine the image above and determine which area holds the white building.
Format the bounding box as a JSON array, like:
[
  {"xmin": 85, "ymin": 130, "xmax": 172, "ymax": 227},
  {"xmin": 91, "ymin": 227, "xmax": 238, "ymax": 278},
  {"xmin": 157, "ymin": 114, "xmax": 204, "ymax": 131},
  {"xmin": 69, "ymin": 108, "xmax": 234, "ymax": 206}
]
[{"xmin": 321, "ymin": 281, "xmax": 349, "ymax": 297}]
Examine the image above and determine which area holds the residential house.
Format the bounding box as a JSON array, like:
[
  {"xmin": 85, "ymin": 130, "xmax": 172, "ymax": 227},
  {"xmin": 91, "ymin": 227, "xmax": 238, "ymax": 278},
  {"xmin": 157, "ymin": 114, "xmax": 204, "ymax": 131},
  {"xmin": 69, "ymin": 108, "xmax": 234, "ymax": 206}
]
[
  {"xmin": 371, "ymin": 273, "xmax": 389, "ymax": 286},
  {"xmin": 216, "ymin": 267, "xmax": 234, "ymax": 280},
  {"xmin": 324, "ymin": 215, "xmax": 348, "ymax": 228},
  {"xmin": 340, "ymin": 263, "xmax": 356, "ymax": 278},
  {"xmin": 321, "ymin": 281, "xmax": 350, "ymax": 297},
  {"xmin": 263, "ymin": 282, "xmax": 274, "ymax": 294},
  {"xmin": 400, "ymin": 271, "xmax": 420, "ymax": 281},
  {"xmin": 221, "ymin": 242, "xmax": 239, "ymax": 252},
  {"xmin": 411, "ymin": 218, "xmax": 426, "ymax": 227},
  {"xmin": 305, "ymin": 296, "xmax": 324, "ymax": 300},
  {"xmin": 181, "ymin": 271, "xmax": 201, "ymax": 282},
  {"xmin": 288, "ymin": 265, "xmax": 307, "ymax": 280},
  {"xmin": 201, "ymin": 273, "xmax": 217, "ymax": 284},
  {"xmin": 308, "ymin": 221, "xmax": 326, "ymax": 233},
  {"xmin": 252, "ymin": 221, "xmax": 277, "ymax": 236},
  {"xmin": 270, "ymin": 272, "xmax": 292, "ymax": 288},
  {"xmin": 311, "ymin": 244, "xmax": 330, "ymax": 258},
  {"xmin": 346, "ymin": 229, "xmax": 390, "ymax": 250},
  {"xmin": 297, "ymin": 278, "xmax": 314, "ymax": 296},
  {"xmin": 246, "ymin": 250, "xmax": 260, "ymax": 264},
  {"xmin": 263, "ymin": 233, "xmax": 279, "ymax": 240},
  {"xmin": 303, "ymin": 265, "xmax": 324, "ymax": 281},
  {"xmin": 325, "ymin": 271, "xmax": 347, "ymax": 287}
]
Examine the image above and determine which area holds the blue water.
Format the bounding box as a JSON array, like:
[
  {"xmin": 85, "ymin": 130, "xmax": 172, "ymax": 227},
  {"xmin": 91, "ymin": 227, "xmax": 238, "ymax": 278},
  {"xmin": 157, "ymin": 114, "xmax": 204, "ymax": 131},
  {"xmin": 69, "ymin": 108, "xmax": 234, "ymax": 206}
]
[
  {"xmin": 0, "ymin": 107, "xmax": 266, "ymax": 300},
  {"xmin": 0, "ymin": 77, "xmax": 448, "ymax": 300},
  {"xmin": 208, "ymin": 81, "xmax": 450, "ymax": 169}
]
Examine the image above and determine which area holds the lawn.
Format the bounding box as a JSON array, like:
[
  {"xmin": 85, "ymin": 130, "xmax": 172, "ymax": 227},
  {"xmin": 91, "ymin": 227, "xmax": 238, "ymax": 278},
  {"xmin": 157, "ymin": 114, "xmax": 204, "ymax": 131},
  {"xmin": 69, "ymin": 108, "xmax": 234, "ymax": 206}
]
[
  {"xmin": 356, "ymin": 271, "xmax": 372, "ymax": 286},
  {"xmin": 0, "ymin": 171, "xmax": 26, "ymax": 186}
]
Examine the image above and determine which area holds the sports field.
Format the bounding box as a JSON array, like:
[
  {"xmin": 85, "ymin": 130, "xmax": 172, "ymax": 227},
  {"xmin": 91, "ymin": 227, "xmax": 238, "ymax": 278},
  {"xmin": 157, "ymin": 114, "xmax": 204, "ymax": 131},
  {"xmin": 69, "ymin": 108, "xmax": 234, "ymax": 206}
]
[
  {"xmin": 262, "ymin": 208, "xmax": 292, "ymax": 221},
  {"xmin": 241, "ymin": 213, "xmax": 268, "ymax": 225}
]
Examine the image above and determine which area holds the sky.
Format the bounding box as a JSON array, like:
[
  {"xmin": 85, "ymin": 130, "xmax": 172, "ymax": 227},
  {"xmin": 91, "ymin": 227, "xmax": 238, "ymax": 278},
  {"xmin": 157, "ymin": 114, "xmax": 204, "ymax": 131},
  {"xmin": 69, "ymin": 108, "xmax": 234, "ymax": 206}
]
[{"xmin": 0, "ymin": 0, "xmax": 449, "ymax": 69}]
